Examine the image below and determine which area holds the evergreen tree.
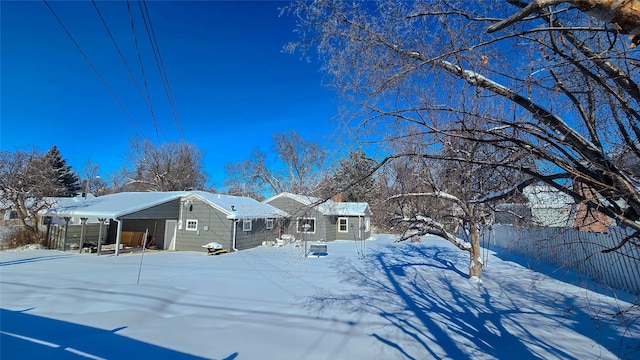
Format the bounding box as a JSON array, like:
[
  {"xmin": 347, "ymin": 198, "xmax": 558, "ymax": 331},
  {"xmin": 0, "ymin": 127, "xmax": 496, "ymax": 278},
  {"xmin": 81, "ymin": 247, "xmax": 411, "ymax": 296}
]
[
  {"xmin": 321, "ymin": 150, "xmax": 380, "ymax": 203},
  {"xmin": 42, "ymin": 146, "xmax": 80, "ymax": 197}
]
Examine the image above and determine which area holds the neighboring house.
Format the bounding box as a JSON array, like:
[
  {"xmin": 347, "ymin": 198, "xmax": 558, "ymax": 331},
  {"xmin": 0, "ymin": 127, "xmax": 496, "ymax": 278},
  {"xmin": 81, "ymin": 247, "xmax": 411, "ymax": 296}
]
[
  {"xmin": 1, "ymin": 208, "xmax": 20, "ymax": 227},
  {"xmin": 522, "ymin": 185, "xmax": 574, "ymax": 227},
  {"xmin": 264, "ymin": 192, "xmax": 371, "ymax": 242},
  {"xmin": 40, "ymin": 191, "xmax": 288, "ymax": 254},
  {"xmin": 495, "ymin": 185, "xmax": 573, "ymax": 227},
  {"xmin": 495, "ymin": 184, "xmax": 614, "ymax": 231},
  {"xmin": 0, "ymin": 194, "xmax": 95, "ymax": 227}
]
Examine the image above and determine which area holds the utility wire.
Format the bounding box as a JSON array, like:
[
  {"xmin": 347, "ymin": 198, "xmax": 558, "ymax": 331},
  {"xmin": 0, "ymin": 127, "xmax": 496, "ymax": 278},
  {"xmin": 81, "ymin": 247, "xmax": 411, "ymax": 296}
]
[
  {"xmin": 126, "ymin": 0, "xmax": 163, "ymax": 143},
  {"xmin": 43, "ymin": 0, "xmax": 146, "ymax": 139},
  {"xmin": 139, "ymin": 0, "xmax": 186, "ymax": 143},
  {"xmin": 91, "ymin": 0, "xmax": 160, "ymax": 140}
]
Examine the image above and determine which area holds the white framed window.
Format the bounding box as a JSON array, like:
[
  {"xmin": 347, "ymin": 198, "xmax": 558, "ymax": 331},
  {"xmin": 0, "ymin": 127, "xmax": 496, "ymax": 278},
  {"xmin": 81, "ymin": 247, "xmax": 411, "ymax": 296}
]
[
  {"xmin": 266, "ymin": 218, "xmax": 274, "ymax": 230},
  {"xmin": 338, "ymin": 217, "xmax": 348, "ymax": 232},
  {"xmin": 297, "ymin": 217, "xmax": 316, "ymax": 234},
  {"xmin": 186, "ymin": 219, "xmax": 198, "ymax": 231},
  {"xmin": 365, "ymin": 217, "xmax": 371, "ymax": 232},
  {"xmin": 243, "ymin": 219, "xmax": 252, "ymax": 232}
]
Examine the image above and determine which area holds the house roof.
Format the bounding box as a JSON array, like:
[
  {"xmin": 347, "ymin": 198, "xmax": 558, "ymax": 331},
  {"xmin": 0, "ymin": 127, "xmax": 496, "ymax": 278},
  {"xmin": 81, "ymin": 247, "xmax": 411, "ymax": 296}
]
[
  {"xmin": 264, "ymin": 192, "xmax": 371, "ymax": 216},
  {"xmin": 39, "ymin": 192, "xmax": 185, "ymax": 219},
  {"xmin": 188, "ymin": 191, "xmax": 288, "ymax": 220},
  {"xmin": 39, "ymin": 191, "xmax": 288, "ymax": 220}
]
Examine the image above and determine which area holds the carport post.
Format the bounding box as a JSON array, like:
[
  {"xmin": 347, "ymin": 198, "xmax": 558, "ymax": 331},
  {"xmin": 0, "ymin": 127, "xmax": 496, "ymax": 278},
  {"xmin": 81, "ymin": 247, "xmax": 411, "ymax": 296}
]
[
  {"xmin": 62, "ymin": 217, "xmax": 71, "ymax": 251},
  {"xmin": 97, "ymin": 218, "xmax": 106, "ymax": 256},
  {"xmin": 115, "ymin": 218, "xmax": 122, "ymax": 256},
  {"xmin": 44, "ymin": 216, "xmax": 52, "ymax": 249},
  {"xmin": 78, "ymin": 218, "xmax": 88, "ymax": 253}
]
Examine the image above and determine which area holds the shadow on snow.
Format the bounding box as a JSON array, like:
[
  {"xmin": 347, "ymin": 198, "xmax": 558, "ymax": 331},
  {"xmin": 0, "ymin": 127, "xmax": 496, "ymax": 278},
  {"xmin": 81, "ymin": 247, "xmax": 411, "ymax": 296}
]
[
  {"xmin": 0, "ymin": 308, "xmax": 237, "ymax": 360},
  {"xmin": 306, "ymin": 242, "xmax": 639, "ymax": 359}
]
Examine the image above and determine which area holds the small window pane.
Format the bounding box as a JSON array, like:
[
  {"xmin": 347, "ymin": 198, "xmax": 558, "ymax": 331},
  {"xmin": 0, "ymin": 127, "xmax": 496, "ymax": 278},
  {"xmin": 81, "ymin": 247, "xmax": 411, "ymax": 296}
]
[
  {"xmin": 186, "ymin": 219, "xmax": 198, "ymax": 231},
  {"xmin": 266, "ymin": 218, "xmax": 274, "ymax": 230},
  {"xmin": 243, "ymin": 220, "xmax": 252, "ymax": 232},
  {"xmin": 338, "ymin": 218, "xmax": 348, "ymax": 232}
]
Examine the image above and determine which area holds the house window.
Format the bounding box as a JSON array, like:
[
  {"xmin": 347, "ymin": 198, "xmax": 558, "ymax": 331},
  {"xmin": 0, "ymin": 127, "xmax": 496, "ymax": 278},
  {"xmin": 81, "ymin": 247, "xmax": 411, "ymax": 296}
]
[
  {"xmin": 365, "ymin": 217, "xmax": 371, "ymax": 232},
  {"xmin": 266, "ymin": 218, "xmax": 274, "ymax": 230},
  {"xmin": 297, "ymin": 218, "xmax": 316, "ymax": 234},
  {"xmin": 3, "ymin": 210, "xmax": 18, "ymax": 221},
  {"xmin": 243, "ymin": 219, "xmax": 252, "ymax": 232},
  {"xmin": 338, "ymin": 217, "xmax": 348, "ymax": 232},
  {"xmin": 186, "ymin": 219, "xmax": 198, "ymax": 231}
]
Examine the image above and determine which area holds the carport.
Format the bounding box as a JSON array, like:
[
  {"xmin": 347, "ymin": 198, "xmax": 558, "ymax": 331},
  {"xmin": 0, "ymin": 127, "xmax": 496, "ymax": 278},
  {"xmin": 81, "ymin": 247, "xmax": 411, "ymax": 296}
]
[{"xmin": 40, "ymin": 192, "xmax": 183, "ymax": 255}]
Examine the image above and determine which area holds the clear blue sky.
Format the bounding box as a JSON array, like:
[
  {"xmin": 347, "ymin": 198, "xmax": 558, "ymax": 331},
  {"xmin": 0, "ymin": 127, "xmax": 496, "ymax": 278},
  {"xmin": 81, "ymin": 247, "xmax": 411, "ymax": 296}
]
[{"xmin": 1, "ymin": 0, "xmax": 338, "ymax": 188}]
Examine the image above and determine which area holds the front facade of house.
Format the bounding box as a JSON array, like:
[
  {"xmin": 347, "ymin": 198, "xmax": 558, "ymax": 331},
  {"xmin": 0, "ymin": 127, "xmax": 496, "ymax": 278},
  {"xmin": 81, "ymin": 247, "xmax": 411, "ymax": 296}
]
[
  {"xmin": 264, "ymin": 192, "xmax": 372, "ymax": 242},
  {"xmin": 41, "ymin": 191, "xmax": 287, "ymax": 254}
]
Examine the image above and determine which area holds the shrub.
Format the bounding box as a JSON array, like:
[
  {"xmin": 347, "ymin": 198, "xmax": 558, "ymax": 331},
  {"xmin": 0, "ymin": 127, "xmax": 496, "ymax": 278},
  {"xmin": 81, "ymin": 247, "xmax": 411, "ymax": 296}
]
[{"xmin": 7, "ymin": 227, "xmax": 46, "ymax": 249}]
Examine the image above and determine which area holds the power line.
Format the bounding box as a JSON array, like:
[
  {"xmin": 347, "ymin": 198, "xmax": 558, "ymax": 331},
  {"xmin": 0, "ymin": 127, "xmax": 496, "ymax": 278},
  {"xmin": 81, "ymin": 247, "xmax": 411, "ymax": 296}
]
[
  {"xmin": 126, "ymin": 0, "xmax": 163, "ymax": 143},
  {"xmin": 91, "ymin": 0, "xmax": 160, "ymax": 141},
  {"xmin": 42, "ymin": 0, "xmax": 147, "ymax": 140},
  {"xmin": 138, "ymin": 0, "xmax": 186, "ymax": 143}
]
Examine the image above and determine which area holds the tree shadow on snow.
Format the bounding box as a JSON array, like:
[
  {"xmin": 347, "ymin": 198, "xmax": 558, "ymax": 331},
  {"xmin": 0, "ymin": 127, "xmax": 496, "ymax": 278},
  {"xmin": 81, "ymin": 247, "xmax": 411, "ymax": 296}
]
[
  {"xmin": 0, "ymin": 308, "xmax": 237, "ymax": 360},
  {"xmin": 306, "ymin": 243, "xmax": 639, "ymax": 359}
]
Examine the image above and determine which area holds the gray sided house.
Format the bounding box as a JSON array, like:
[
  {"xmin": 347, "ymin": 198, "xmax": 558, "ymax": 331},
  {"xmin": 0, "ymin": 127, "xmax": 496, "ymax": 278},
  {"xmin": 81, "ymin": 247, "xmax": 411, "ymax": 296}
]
[
  {"xmin": 264, "ymin": 192, "xmax": 371, "ymax": 242},
  {"xmin": 494, "ymin": 185, "xmax": 575, "ymax": 227},
  {"xmin": 40, "ymin": 191, "xmax": 287, "ymax": 254}
]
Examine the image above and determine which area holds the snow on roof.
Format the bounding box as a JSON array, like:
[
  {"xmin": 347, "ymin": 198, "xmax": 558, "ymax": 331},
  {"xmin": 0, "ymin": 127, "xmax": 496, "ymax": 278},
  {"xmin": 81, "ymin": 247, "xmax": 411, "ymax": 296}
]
[
  {"xmin": 330, "ymin": 202, "xmax": 370, "ymax": 216},
  {"xmin": 39, "ymin": 192, "xmax": 186, "ymax": 219},
  {"xmin": 39, "ymin": 191, "xmax": 288, "ymax": 220},
  {"xmin": 264, "ymin": 192, "xmax": 370, "ymax": 216},
  {"xmin": 189, "ymin": 191, "xmax": 288, "ymax": 220}
]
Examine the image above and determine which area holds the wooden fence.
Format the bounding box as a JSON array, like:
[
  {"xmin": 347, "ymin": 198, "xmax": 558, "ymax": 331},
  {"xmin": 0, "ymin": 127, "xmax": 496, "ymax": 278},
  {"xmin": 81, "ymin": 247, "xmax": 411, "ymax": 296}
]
[{"xmin": 482, "ymin": 225, "xmax": 640, "ymax": 295}]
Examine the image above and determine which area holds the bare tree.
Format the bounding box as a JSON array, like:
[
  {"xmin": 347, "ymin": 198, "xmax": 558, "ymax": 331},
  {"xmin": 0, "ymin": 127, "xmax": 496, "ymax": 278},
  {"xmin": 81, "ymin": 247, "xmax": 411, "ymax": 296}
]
[
  {"xmin": 223, "ymin": 154, "xmax": 274, "ymax": 200},
  {"xmin": 379, "ymin": 120, "xmax": 534, "ymax": 277},
  {"xmin": 272, "ymin": 130, "xmax": 326, "ymax": 194},
  {"xmin": 0, "ymin": 149, "xmax": 65, "ymax": 237},
  {"xmin": 224, "ymin": 130, "xmax": 325, "ymax": 197},
  {"xmin": 81, "ymin": 160, "xmax": 111, "ymax": 196},
  {"xmin": 125, "ymin": 137, "xmax": 208, "ymax": 192},
  {"xmin": 286, "ymin": 0, "xmax": 640, "ymax": 254},
  {"xmin": 488, "ymin": 0, "xmax": 640, "ymax": 47}
]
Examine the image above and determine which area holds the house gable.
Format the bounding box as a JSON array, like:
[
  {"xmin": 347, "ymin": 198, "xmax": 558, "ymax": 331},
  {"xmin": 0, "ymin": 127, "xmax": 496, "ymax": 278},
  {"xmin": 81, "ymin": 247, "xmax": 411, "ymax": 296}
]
[{"xmin": 174, "ymin": 197, "xmax": 233, "ymax": 252}]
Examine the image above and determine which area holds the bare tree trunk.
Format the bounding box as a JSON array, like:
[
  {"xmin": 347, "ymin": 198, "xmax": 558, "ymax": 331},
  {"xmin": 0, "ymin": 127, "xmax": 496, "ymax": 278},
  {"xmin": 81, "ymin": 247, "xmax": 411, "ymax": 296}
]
[
  {"xmin": 489, "ymin": 0, "xmax": 640, "ymax": 46},
  {"xmin": 468, "ymin": 224, "xmax": 483, "ymax": 278}
]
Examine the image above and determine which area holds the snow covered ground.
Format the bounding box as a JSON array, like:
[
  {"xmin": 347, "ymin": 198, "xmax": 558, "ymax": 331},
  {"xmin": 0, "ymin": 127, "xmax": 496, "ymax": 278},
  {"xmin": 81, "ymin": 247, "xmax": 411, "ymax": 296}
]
[{"xmin": 1, "ymin": 234, "xmax": 638, "ymax": 359}]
